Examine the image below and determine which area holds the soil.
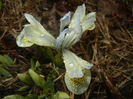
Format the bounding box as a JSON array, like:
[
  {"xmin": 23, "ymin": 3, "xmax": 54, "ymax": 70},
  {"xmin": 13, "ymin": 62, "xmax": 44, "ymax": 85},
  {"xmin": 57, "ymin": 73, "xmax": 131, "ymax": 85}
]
[{"xmin": 0, "ymin": 0, "xmax": 133, "ymax": 99}]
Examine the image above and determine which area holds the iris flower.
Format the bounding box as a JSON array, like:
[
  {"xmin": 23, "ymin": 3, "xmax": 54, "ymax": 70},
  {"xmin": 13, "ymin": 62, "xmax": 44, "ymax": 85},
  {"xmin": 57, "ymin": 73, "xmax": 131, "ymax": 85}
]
[{"xmin": 16, "ymin": 4, "xmax": 96, "ymax": 94}]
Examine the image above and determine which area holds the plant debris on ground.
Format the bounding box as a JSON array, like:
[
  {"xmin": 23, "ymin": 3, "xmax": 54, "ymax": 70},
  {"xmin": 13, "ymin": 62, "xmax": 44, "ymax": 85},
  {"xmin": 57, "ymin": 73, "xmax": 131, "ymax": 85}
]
[{"xmin": 0, "ymin": 0, "xmax": 133, "ymax": 99}]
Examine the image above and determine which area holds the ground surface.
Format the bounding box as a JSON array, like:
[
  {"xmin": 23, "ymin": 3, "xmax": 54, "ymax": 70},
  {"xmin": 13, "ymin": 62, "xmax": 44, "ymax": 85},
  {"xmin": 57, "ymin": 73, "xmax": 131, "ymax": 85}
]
[{"xmin": 0, "ymin": 0, "xmax": 133, "ymax": 99}]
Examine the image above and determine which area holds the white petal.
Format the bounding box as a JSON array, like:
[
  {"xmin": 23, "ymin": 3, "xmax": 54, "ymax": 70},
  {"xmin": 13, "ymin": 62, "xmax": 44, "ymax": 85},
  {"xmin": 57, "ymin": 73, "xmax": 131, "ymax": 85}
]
[
  {"xmin": 16, "ymin": 29, "xmax": 33, "ymax": 47},
  {"xmin": 63, "ymin": 50, "xmax": 83, "ymax": 78},
  {"xmin": 60, "ymin": 11, "xmax": 71, "ymax": 32},
  {"xmin": 69, "ymin": 4, "xmax": 96, "ymax": 33},
  {"xmin": 73, "ymin": 54, "xmax": 93, "ymax": 69},
  {"xmin": 82, "ymin": 12, "xmax": 96, "ymax": 32},
  {"xmin": 62, "ymin": 15, "xmax": 82, "ymax": 49},
  {"xmin": 65, "ymin": 69, "xmax": 91, "ymax": 95},
  {"xmin": 56, "ymin": 28, "xmax": 71, "ymax": 50},
  {"xmin": 24, "ymin": 13, "xmax": 55, "ymax": 40},
  {"xmin": 62, "ymin": 30, "xmax": 81, "ymax": 49},
  {"xmin": 57, "ymin": 5, "xmax": 85, "ymax": 50},
  {"xmin": 63, "ymin": 50, "xmax": 93, "ymax": 78},
  {"xmin": 63, "ymin": 9, "xmax": 82, "ymax": 48},
  {"xmin": 69, "ymin": 4, "xmax": 85, "ymax": 30},
  {"xmin": 23, "ymin": 24, "xmax": 56, "ymax": 48},
  {"xmin": 67, "ymin": 68, "xmax": 83, "ymax": 78}
]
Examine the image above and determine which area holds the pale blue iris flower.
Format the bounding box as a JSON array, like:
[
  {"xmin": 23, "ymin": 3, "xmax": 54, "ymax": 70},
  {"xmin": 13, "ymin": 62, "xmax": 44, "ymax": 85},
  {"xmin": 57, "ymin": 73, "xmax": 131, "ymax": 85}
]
[{"xmin": 16, "ymin": 4, "xmax": 96, "ymax": 94}]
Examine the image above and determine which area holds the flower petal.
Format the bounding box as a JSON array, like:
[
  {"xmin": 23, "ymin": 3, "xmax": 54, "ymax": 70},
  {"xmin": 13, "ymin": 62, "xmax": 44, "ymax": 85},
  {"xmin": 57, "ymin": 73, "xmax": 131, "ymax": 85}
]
[
  {"xmin": 63, "ymin": 50, "xmax": 93, "ymax": 78},
  {"xmin": 16, "ymin": 29, "xmax": 33, "ymax": 47},
  {"xmin": 69, "ymin": 4, "xmax": 85, "ymax": 30},
  {"xmin": 65, "ymin": 69, "xmax": 91, "ymax": 94},
  {"xmin": 59, "ymin": 15, "xmax": 82, "ymax": 49},
  {"xmin": 68, "ymin": 4, "xmax": 96, "ymax": 33},
  {"xmin": 73, "ymin": 53, "xmax": 93, "ymax": 69},
  {"xmin": 60, "ymin": 11, "xmax": 71, "ymax": 32},
  {"xmin": 24, "ymin": 13, "xmax": 55, "ymax": 40},
  {"xmin": 81, "ymin": 12, "xmax": 96, "ymax": 32},
  {"xmin": 61, "ymin": 7, "xmax": 82, "ymax": 49},
  {"xmin": 22, "ymin": 24, "xmax": 56, "ymax": 48},
  {"xmin": 56, "ymin": 28, "xmax": 71, "ymax": 50},
  {"xmin": 57, "ymin": 4, "xmax": 89, "ymax": 50},
  {"xmin": 63, "ymin": 50, "xmax": 83, "ymax": 78}
]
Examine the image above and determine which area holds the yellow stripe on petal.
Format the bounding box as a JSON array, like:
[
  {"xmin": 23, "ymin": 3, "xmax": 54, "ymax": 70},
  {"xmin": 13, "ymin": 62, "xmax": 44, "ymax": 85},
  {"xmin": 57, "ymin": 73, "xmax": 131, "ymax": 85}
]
[{"xmin": 71, "ymin": 77, "xmax": 85, "ymax": 87}]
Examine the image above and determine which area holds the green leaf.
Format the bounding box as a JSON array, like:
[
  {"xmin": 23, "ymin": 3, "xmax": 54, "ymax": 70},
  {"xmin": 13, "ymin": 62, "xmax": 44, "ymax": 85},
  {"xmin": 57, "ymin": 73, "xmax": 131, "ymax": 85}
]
[
  {"xmin": 17, "ymin": 73, "xmax": 33, "ymax": 85},
  {"xmin": 46, "ymin": 79, "xmax": 54, "ymax": 93},
  {"xmin": 0, "ymin": 55, "xmax": 14, "ymax": 66},
  {"xmin": 31, "ymin": 60, "xmax": 41, "ymax": 70},
  {"xmin": 28, "ymin": 69, "xmax": 47, "ymax": 89},
  {"xmin": 0, "ymin": 67, "xmax": 12, "ymax": 77},
  {"xmin": 44, "ymin": 48, "xmax": 54, "ymax": 61},
  {"xmin": 54, "ymin": 52, "xmax": 63, "ymax": 67},
  {"xmin": 17, "ymin": 85, "xmax": 30, "ymax": 91},
  {"xmin": 30, "ymin": 58, "xmax": 35, "ymax": 70},
  {"xmin": 35, "ymin": 61, "xmax": 40, "ymax": 68},
  {"xmin": 53, "ymin": 91, "xmax": 69, "ymax": 99},
  {"xmin": 123, "ymin": 0, "xmax": 128, "ymax": 5},
  {"xmin": 0, "ymin": 0, "xmax": 2, "ymax": 10},
  {"xmin": 25, "ymin": 94, "xmax": 38, "ymax": 99},
  {"xmin": 38, "ymin": 94, "xmax": 46, "ymax": 99},
  {"xmin": 3, "ymin": 95, "xmax": 25, "ymax": 99}
]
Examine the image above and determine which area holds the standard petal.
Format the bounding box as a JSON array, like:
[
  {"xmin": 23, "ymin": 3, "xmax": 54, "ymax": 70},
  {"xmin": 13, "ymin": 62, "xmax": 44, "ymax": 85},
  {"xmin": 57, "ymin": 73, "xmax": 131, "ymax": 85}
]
[
  {"xmin": 65, "ymin": 69, "xmax": 91, "ymax": 94},
  {"xmin": 60, "ymin": 15, "xmax": 82, "ymax": 49},
  {"xmin": 61, "ymin": 30, "xmax": 81, "ymax": 49},
  {"xmin": 16, "ymin": 29, "xmax": 33, "ymax": 47},
  {"xmin": 56, "ymin": 28, "xmax": 71, "ymax": 50},
  {"xmin": 57, "ymin": 5, "xmax": 86, "ymax": 50},
  {"xmin": 23, "ymin": 24, "xmax": 56, "ymax": 48},
  {"xmin": 60, "ymin": 11, "xmax": 71, "ymax": 32},
  {"xmin": 63, "ymin": 50, "xmax": 93, "ymax": 78},
  {"xmin": 81, "ymin": 12, "xmax": 96, "ymax": 32},
  {"xmin": 24, "ymin": 13, "xmax": 55, "ymax": 40},
  {"xmin": 69, "ymin": 4, "xmax": 85, "ymax": 30}
]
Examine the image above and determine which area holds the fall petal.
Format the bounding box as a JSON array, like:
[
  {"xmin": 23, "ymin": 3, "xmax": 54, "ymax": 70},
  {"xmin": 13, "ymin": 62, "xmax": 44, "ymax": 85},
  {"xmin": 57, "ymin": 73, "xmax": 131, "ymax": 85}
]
[
  {"xmin": 65, "ymin": 69, "xmax": 91, "ymax": 95},
  {"xmin": 24, "ymin": 13, "xmax": 55, "ymax": 40},
  {"xmin": 63, "ymin": 50, "xmax": 83, "ymax": 78},
  {"xmin": 23, "ymin": 24, "xmax": 56, "ymax": 48},
  {"xmin": 63, "ymin": 50, "xmax": 93, "ymax": 78},
  {"xmin": 16, "ymin": 29, "xmax": 33, "ymax": 47}
]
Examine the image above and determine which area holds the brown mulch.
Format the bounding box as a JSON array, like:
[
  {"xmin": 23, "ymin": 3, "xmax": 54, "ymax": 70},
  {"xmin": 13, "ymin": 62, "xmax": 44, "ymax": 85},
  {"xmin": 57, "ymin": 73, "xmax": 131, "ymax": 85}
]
[{"xmin": 0, "ymin": 0, "xmax": 133, "ymax": 99}]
